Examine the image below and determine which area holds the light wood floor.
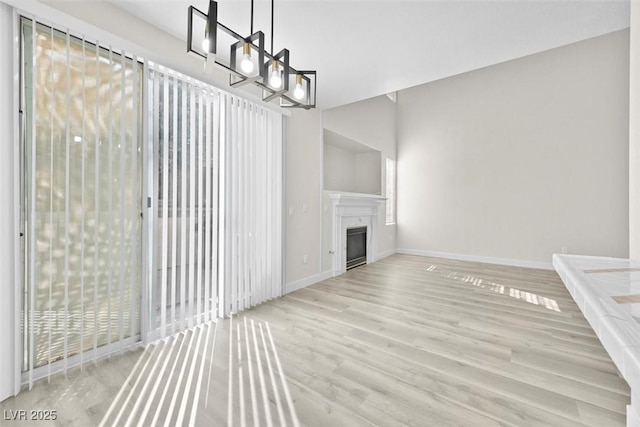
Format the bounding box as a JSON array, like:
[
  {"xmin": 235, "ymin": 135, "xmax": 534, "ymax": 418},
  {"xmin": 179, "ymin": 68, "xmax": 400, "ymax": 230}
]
[
  {"xmin": 0, "ymin": 254, "xmax": 630, "ymax": 426},
  {"xmin": 246, "ymin": 254, "xmax": 630, "ymax": 426}
]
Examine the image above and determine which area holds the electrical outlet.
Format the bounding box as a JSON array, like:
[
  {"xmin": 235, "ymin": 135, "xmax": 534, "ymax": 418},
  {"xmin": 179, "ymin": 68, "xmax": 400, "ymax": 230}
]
[
  {"xmin": 561, "ymin": 246, "xmax": 568, "ymax": 254},
  {"xmin": 303, "ymin": 254, "xmax": 308, "ymax": 264}
]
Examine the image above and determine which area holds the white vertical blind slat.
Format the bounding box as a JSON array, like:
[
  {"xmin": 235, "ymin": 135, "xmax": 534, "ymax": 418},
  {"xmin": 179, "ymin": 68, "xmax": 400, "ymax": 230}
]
[
  {"xmin": 106, "ymin": 47, "xmax": 115, "ymax": 354},
  {"xmin": 142, "ymin": 58, "xmax": 150, "ymax": 345},
  {"xmin": 160, "ymin": 70, "xmax": 169, "ymax": 337},
  {"xmin": 248, "ymin": 106, "xmax": 255, "ymax": 307},
  {"xmin": 188, "ymin": 82, "xmax": 197, "ymax": 327},
  {"xmin": 253, "ymin": 107, "xmax": 260, "ymax": 304},
  {"xmin": 179, "ymin": 79, "xmax": 188, "ymax": 332},
  {"xmin": 79, "ymin": 36, "xmax": 86, "ymax": 370},
  {"xmin": 212, "ymin": 93, "xmax": 220, "ymax": 319},
  {"xmin": 27, "ymin": 17, "xmax": 37, "ymax": 390},
  {"xmin": 262, "ymin": 111, "xmax": 269, "ymax": 299},
  {"xmin": 261, "ymin": 109, "xmax": 267, "ymax": 301},
  {"xmin": 239, "ymin": 101, "xmax": 246, "ymax": 311},
  {"xmin": 204, "ymin": 93, "xmax": 212, "ymax": 323},
  {"xmin": 118, "ymin": 50, "xmax": 127, "ymax": 346},
  {"xmin": 130, "ymin": 54, "xmax": 139, "ymax": 342},
  {"xmin": 151, "ymin": 66, "xmax": 160, "ymax": 336},
  {"xmin": 276, "ymin": 115, "xmax": 284, "ymax": 297},
  {"xmin": 275, "ymin": 112, "xmax": 280, "ymax": 299},
  {"xmin": 47, "ymin": 24, "xmax": 55, "ymax": 382},
  {"xmin": 275, "ymin": 113, "xmax": 282, "ymax": 299},
  {"xmin": 259, "ymin": 110, "xmax": 266, "ymax": 303},
  {"xmin": 63, "ymin": 29, "xmax": 71, "ymax": 374},
  {"xmin": 197, "ymin": 88, "xmax": 204, "ymax": 324},
  {"xmin": 250, "ymin": 106, "xmax": 256, "ymax": 303},
  {"xmin": 230, "ymin": 97, "xmax": 238, "ymax": 315},
  {"xmin": 239, "ymin": 101, "xmax": 245, "ymax": 309},
  {"xmin": 171, "ymin": 74, "xmax": 179, "ymax": 334},
  {"xmin": 218, "ymin": 95, "xmax": 226, "ymax": 319},
  {"xmin": 93, "ymin": 40, "xmax": 101, "ymax": 362},
  {"xmin": 266, "ymin": 112, "xmax": 274, "ymax": 299},
  {"xmin": 245, "ymin": 103, "xmax": 252, "ymax": 307}
]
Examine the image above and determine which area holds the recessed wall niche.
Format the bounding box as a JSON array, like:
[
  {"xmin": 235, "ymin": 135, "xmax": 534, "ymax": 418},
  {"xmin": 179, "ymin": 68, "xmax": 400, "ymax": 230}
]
[{"xmin": 323, "ymin": 129, "xmax": 382, "ymax": 195}]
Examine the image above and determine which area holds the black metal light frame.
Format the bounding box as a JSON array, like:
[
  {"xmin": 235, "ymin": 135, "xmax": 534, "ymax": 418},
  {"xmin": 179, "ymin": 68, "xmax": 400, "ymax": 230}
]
[
  {"xmin": 229, "ymin": 31, "xmax": 266, "ymax": 88},
  {"xmin": 262, "ymin": 48, "xmax": 289, "ymax": 102},
  {"xmin": 187, "ymin": 2, "xmax": 217, "ymax": 58},
  {"xmin": 187, "ymin": 0, "xmax": 316, "ymax": 109},
  {"xmin": 280, "ymin": 69, "xmax": 316, "ymax": 110}
]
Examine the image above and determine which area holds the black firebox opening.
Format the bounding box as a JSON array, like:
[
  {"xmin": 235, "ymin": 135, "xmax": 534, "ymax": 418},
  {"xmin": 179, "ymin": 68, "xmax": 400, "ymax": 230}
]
[{"xmin": 346, "ymin": 226, "xmax": 367, "ymax": 270}]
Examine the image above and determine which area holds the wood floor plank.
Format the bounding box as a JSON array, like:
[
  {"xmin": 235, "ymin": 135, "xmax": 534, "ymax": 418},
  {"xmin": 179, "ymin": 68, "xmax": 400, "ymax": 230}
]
[{"xmin": 510, "ymin": 348, "xmax": 628, "ymax": 394}]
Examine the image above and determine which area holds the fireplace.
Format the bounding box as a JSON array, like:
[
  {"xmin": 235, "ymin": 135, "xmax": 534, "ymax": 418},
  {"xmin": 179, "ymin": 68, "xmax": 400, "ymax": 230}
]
[
  {"xmin": 346, "ymin": 226, "xmax": 367, "ymax": 270},
  {"xmin": 328, "ymin": 193, "xmax": 385, "ymax": 276}
]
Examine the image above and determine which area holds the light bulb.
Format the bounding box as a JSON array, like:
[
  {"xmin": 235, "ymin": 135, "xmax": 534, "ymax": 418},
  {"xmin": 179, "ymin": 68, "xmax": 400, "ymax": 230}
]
[
  {"xmin": 202, "ymin": 38, "xmax": 210, "ymax": 53},
  {"xmin": 240, "ymin": 43, "xmax": 253, "ymax": 74},
  {"xmin": 293, "ymin": 83, "xmax": 304, "ymax": 100},
  {"xmin": 293, "ymin": 74, "xmax": 305, "ymax": 100},
  {"xmin": 269, "ymin": 63, "xmax": 282, "ymax": 89},
  {"xmin": 240, "ymin": 54, "xmax": 253, "ymax": 74}
]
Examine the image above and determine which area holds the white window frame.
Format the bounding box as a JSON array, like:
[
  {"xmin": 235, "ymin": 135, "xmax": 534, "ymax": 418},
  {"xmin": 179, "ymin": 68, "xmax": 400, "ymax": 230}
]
[{"xmin": 385, "ymin": 158, "xmax": 396, "ymax": 225}]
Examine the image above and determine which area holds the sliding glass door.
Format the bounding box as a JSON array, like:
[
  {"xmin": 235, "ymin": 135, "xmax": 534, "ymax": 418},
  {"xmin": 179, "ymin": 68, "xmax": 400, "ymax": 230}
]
[
  {"xmin": 21, "ymin": 19, "xmax": 143, "ymax": 381},
  {"xmin": 19, "ymin": 13, "xmax": 284, "ymax": 388}
]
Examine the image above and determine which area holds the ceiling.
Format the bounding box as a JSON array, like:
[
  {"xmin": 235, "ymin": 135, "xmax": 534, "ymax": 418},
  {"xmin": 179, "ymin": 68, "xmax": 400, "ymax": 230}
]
[{"xmin": 109, "ymin": 0, "xmax": 630, "ymax": 110}]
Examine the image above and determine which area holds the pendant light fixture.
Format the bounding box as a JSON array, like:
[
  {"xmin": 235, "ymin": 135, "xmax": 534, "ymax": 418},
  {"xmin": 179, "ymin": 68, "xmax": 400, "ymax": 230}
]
[{"xmin": 187, "ymin": 0, "xmax": 316, "ymax": 109}]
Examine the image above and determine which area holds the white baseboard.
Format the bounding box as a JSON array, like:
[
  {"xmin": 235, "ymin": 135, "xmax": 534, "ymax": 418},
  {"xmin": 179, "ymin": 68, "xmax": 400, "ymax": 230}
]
[
  {"xmin": 395, "ymin": 248, "xmax": 553, "ymax": 270},
  {"xmin": 374, "ymin": 249, "xmax": 396, "ymax": 261},
  {"xmin": 284, "ymin": 270, "xmax": 333, "ymax": 294}
]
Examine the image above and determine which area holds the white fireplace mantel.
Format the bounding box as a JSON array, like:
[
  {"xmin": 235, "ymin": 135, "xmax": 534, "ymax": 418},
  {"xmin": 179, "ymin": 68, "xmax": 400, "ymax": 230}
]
[{"xmin": 328, "ymin": 192, "xmax": 386, "ymax": 276}]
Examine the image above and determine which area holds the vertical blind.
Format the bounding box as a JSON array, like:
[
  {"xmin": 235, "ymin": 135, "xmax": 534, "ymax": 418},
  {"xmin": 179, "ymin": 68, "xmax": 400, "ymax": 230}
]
[
  {"xmin": 22, "ymin": 18, "xmax": 143, "ymax": 387},
  {"xmin": 149, "ymin": 67, "xmax": 285, "ymax": 330},
  {"xmin": 224, "ymin": 97, "xmax": 283, "ymax": 315},
  {"xmin": 149, "ymin": 65, "xmax": 221, "ymax": 338},
  {"xmin": 20, "ymin": 15, "xmax": 284, "ymax": 388}
]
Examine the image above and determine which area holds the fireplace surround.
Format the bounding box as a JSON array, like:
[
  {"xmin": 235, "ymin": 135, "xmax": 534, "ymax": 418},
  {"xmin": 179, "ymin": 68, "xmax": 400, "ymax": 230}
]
[{"xmin": 328, "ymin": 193, "xmax": 386, "ymax": 276}]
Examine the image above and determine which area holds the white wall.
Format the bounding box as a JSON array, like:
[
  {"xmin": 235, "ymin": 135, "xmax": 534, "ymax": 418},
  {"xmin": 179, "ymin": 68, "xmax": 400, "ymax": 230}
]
[
  {"xmin": 323, "ymin": 143, "xmax": 357, "ymax": 193},
  {"xmin": 631, "ymin": 3, "xmax": 640, "ymax": 260},
  {"xmin": 397, "ymin": 30, "xmax": 630, "ymax": 265},
  {"xmin": 323, "ymin": 144, "xmax": 382, "ymax": 195},
  {"xmin": 355, "ymin": 152, "xmax": 382, "ymax": 195},
  {"xmin": 322, "ymin": 95, "xmax": 397, "ymax": 272},
  {"xmin": 285, "ymin": 109, "xmax": 323, "ymax": 285},
  {"xmin": 0, "ymin": 1, "xmax": 18, "ymax": 403}
]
